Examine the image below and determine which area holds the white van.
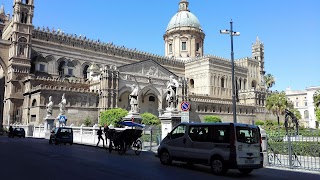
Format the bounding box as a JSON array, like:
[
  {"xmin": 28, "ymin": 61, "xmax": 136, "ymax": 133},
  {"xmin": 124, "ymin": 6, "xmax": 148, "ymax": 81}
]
[{"xmin": 157, "ymin": 122, "xmax": 263, "ymax": 175}]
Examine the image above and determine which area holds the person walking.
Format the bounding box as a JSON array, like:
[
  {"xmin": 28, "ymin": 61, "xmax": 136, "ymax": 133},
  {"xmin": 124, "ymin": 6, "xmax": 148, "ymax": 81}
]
[
  {"xmin": 103, "ymin": 124, "xmax": 109, "ymax": 148},
  {"xmin": 96, "ymin": 126, "xmax": 104, "ymax": 147},
  {"xmin": 8, "ymin": 126, "xmax": 13, "ymax": 138}
]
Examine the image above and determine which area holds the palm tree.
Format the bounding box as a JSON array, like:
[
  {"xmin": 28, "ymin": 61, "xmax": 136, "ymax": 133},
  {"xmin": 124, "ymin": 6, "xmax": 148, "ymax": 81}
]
[
  {"xmin": 266, "ymin": 91, "xmax": 289, "ymax": 132},
  {"xmin": 264, "ymin": 73, "xmax": 275, "ymax": 91},
  {"xmin": 313, "ymin": 90, "xmax": 320, "ymax": 127},
  {"xmin": 313, "ymin": 90, "xmax": 320, "ymax": 108}
]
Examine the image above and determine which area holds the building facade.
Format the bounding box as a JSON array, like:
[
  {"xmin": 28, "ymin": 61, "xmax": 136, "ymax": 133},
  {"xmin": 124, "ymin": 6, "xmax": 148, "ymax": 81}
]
[
  {"xmin": 0, "ymin": 0, "xmax": 267, "ymax": 126},
  {"xmin": 285, "ymin": 86, "xmax": 320, "ymax": 129}
]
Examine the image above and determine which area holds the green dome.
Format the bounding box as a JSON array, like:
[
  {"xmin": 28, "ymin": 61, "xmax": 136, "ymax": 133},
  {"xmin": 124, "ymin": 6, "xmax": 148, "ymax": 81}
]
[{"xmin": 166, "ymin": 11, "xmax": 202, "ymax": 32}]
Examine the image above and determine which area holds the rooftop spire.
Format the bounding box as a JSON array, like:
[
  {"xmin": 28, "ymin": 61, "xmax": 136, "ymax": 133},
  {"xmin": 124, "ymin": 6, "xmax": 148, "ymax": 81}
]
[
  {"xmin": 179, "ymin": 0, "xmax": 189, "ymax": 12},
  {"xmin": 256, "ymin": 36, "xmax": 260, "ymax": 43},
  {"xmin": 0, "ymin": 4, "xmax": 5, "ymax": 15}
]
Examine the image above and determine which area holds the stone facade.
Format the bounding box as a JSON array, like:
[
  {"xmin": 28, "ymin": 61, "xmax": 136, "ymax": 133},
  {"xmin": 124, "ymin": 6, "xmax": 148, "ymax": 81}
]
[{"xmin": 0, "ymin": 0, "xmax": 269, "ymax": 126}]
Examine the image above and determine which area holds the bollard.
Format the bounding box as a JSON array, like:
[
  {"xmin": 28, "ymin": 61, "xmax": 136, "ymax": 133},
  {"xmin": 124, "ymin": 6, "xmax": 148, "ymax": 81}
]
[{"xmin": 150, "ymin": 129, "xmax": 153, "ymax": 151}]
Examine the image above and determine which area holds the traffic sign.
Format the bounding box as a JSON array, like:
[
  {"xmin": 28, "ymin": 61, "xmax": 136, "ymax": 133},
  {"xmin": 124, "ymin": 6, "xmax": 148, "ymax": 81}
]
[
  {"xmin": 181, "ymin": 111, "xmax": 189, "ymax": 123},
  {"xmin": 59, "ymin": 115, "xmax": 67, "ymax": 123},
  {"xmin": 181, "ymin": 101, "xmax": 190, "ymax": 112}
]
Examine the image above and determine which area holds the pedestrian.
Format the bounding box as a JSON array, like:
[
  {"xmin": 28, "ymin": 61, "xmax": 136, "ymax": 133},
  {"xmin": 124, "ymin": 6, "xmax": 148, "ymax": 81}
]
[
  {"xmin": 8, "ymin": 126, "xmax": 13, "ymax": 138},
  {"xmin": 103, "ymin": 124, "xmax": 109, "ymax": 148},
  {"xmin": 96, "ymin": 126, "xmax": 104, "ymax": 147}
]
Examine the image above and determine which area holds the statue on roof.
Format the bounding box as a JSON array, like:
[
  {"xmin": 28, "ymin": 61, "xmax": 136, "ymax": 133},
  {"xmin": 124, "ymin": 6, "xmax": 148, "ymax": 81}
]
[
  {"xmin": 129, "ymin": 84, "xmax": 139, "ymax": 113},
  {"xmin": 166, "ymin": 75, "xmax": 179, "ymax": 109}
]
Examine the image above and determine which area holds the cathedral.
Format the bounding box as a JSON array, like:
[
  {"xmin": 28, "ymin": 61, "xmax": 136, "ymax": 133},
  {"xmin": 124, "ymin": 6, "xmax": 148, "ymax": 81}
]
[{"xmin": 0, "ymin": 0, "xmax": 268, "ymax": 126}]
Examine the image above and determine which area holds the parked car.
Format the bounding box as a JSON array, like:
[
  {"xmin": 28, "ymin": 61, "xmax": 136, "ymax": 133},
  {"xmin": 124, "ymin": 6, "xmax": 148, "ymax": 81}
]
[
  {"xmin": 157, "ymin": 122, "xmax": 263, "ymax": 175},
  {"xmin": 12, "ymin": 128, "xmax": 26, "ymax": 138},
  {"xmin": 49, "ymin": 127, "xmax": 73, "ymax": 145}
]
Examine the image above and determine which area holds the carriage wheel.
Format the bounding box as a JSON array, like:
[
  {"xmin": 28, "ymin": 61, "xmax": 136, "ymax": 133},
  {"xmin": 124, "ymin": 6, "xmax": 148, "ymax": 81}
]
[
  {"xmin": 133, "ymin": 139, "xmax": 142, "ymax": 155},
  {"xmin": 117, "ymin": 140, "xmax": 126, "ymax": 155}
]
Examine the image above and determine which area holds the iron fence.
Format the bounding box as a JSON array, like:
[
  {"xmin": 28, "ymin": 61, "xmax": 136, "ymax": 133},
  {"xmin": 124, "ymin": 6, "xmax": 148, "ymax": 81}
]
[
  {"xmin": 267, "ymin": 130, "xmax": 320, "ymax": 171},
  {"xmin": 141, "ymin": 126, "xmax": 161, "ymax": 152}
]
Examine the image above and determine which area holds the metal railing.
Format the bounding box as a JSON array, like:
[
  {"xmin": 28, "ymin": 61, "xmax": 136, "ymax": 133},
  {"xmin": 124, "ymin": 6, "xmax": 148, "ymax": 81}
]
[{"xmin": 267, "ymin": 130, "xmax": 320, "ymax": 171}]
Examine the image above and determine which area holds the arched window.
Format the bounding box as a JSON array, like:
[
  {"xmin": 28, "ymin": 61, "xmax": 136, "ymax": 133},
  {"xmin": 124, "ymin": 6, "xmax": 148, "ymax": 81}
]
[
  {"xmin": 149, "ymin": 96, "xmax": 155, "ymax": 102},
  {"xmin": 18, "ymin": 37, "xmax": 27, "ymax": 56},
  {"xmin": 304, "ymin": 110, "xmax": 309, "ymax": 119},
  {"xmin": 251, "ymin": 80, "xmax": 257, "ymax": 89},
  {"xmin": 58, "ymin": 61, "xmax": 66, "ymax": 76},
  {"xmin": 221, "ymin": 77, "xmax": 225, "ymax": 88},
  {"xmin": 20, "ymin": 11, "xmax": 28, "ymax": 24},
  {"xmin": 31, "ymin": 99, "xmax": 37, "ymax": 107},
  {"xmin": 190, "ymin": 79, "xmax": 194, "ymax": 88},
  {"xmin": 83, "ymin": 65, "xmax": 89, "ymax": 79}
]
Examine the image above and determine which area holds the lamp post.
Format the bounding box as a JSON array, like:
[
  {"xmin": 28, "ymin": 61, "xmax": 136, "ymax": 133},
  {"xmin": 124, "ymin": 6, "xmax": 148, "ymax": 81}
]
[{"xmin": 220, "ymin": 19, "xmax": 240, "ymax": 124}]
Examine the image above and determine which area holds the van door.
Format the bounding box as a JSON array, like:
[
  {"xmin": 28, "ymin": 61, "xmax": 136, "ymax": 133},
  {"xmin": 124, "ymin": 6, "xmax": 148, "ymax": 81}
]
[
  {"xmin": 166, "ymin": 124, "xmax": 187, "ymax": 158},
  {"xmin": 234, "ymin": 125, "xmax": 261, "ymax": 167},
  {"xmin": 185, "ymin": 125, "xmax": 231, "ymax": 164}
]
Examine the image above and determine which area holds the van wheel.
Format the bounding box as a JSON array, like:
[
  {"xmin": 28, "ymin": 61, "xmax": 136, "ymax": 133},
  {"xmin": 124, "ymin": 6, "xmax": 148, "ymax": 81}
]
[
  {"xmin": 239, "ymin": 168, "xmax": 253, "ymax": 174},
  {"xmin": 159, "ymin": 150, "xmax": 172, "ymax": 165},
  {"xmin": 211, "ymin": 157, "xmax": 228, "ymax": 175}
]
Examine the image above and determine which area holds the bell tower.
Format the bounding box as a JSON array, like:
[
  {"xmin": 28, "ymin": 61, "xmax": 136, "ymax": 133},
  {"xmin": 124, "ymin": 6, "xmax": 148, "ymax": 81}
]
[
  {"xmin": 252, "ymin": 36, "xmax": 265, "ymax": 88},
  {"xmin": 3, "ymin": 0, "xmax": 34, "ymax": 125}
]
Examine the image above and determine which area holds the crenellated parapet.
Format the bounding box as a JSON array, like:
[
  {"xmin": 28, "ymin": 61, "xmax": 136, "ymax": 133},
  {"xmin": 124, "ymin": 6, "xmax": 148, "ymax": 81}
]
[
  {"xmin": 185, "ymin": 55, "xmax": 248, "ymax": 71},
  {"xmin": 30, "ymin": 84, "xmax": 98, "ymax": 94},
  {"xmin": 32, "ymin": 27, "xmax": 185, "ymax": 68},
  {"xmin": 23, "ymin": 74, "xmax": 89, "ymax": 84}
]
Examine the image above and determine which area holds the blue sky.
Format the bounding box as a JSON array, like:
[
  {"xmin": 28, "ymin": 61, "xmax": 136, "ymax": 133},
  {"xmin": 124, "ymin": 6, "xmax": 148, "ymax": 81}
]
[{"xmin": 1, "ymin": 0, "xmax": 319, "ymax": 91}]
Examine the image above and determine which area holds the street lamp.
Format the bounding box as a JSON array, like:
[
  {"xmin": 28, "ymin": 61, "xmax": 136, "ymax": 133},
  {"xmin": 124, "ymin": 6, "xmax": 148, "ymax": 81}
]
[{"xmin": 220, "ymin": 19, "xmax": 240, "ymax": 124}]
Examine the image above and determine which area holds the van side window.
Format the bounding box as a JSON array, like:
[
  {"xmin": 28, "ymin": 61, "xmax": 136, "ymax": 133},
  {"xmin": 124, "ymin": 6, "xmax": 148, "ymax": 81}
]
[
  {"xmin": 171, "ymin": 124, "xmax": 186, "ymax": 139},
  {"xmin": 188, "ymin": 126, "xmax": 209, "ymax": 142},
  {"xmin": 210, "ymin": 125, "xmax": 230, "ymax": 143}
]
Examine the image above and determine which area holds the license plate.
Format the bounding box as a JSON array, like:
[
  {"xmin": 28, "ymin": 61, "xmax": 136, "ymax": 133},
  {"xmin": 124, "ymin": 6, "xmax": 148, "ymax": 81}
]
[
  {"xmin": 245, "ymin": 159, "xmax": 254, "ymax": 164},
  {"xmin": 62, "ymin": 136, "xmax": 69, "ymax": 139}
]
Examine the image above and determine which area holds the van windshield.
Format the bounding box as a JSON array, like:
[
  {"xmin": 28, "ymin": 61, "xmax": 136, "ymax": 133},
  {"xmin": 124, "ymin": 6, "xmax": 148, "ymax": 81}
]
[{"xmin": 236, "ymin": 126, "xmax": 259, "ymax": 144}]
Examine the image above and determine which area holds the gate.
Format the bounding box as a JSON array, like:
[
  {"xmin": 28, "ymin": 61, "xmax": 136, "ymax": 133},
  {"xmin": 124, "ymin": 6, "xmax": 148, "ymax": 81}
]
[
  {"xmin": 267, "ymin": 130, "xmax": 320, "ymax": 171},
  {"xmin": 141, "ymin": 126, "xmax": 162, "ymax": 152}
]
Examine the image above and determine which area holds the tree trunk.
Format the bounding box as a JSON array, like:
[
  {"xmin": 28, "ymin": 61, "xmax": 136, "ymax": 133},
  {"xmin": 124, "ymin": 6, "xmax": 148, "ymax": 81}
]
[{"xmin": 277, "ymin": 115, "xmax": 280, "ymax": 133}]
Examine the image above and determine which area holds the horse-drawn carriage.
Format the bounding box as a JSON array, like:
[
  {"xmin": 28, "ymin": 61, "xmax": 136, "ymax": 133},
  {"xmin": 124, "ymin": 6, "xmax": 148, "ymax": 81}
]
[{"xmin": 107, "ymin": 121, "xmax": 144, "ymax": 155}]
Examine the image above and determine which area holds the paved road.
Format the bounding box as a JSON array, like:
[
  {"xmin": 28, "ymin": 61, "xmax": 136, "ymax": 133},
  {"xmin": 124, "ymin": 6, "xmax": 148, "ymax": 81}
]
[{"xmin": 0, "ymin": 136, "xmax": 319, "ymax": 180}]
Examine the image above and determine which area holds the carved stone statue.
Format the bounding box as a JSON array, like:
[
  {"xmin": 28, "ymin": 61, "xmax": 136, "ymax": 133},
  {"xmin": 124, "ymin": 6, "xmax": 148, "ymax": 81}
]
[
  {"xmin": 59, "ymin": 93, "xmax": 67, "ymax": 115},
  {"xmin": 166, "ymin": 75, "xmax": 179, "ymax": 109},
  {"xmin": 46, "ymin": 96, "xmax": 53, "ymax": 117},
  {"xmin": 129, "ymin": 84, "xmax": 139, "ymax": 113}
]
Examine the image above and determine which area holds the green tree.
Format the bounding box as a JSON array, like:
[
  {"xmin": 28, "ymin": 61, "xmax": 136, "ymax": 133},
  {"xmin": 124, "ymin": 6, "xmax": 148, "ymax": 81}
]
[
  {"xmin": 204, "ymin": 116, "xmax": 222, "ymax": 123},
  {"xmin": 141, "ymin": 112, "xmax": 161, "ymax": 126},
  {"xmin": 313, "ymin": 90, "xmax": 320, "ymax": 108},
  {"xmin": 255, "ymin": 120, "xmax": 264, "ymax": 126},
  {"xmin": 289, "ymin": 108, "xmax": 302, "ymax": 120},
  {"xmin": 313, "ymin": 90, "xmax": 320, "ymax": 125},
  {"xmin": 266, "ymin": 91, "xmax": 289, "ymax": 131},
  {"xmin": 83, "ymin": 117, "xmax": 92, "ymax": 126},
  {"xmin": 99, "ymin": 108, "xmax": 128, "ymax": 126},
  {"xmin": 315, "ymin": 108, "xmax": 320, "ymax": 126},
  {"xmin": 264, "ymin": 73, "xmax": 275, "ymax": 91}
]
